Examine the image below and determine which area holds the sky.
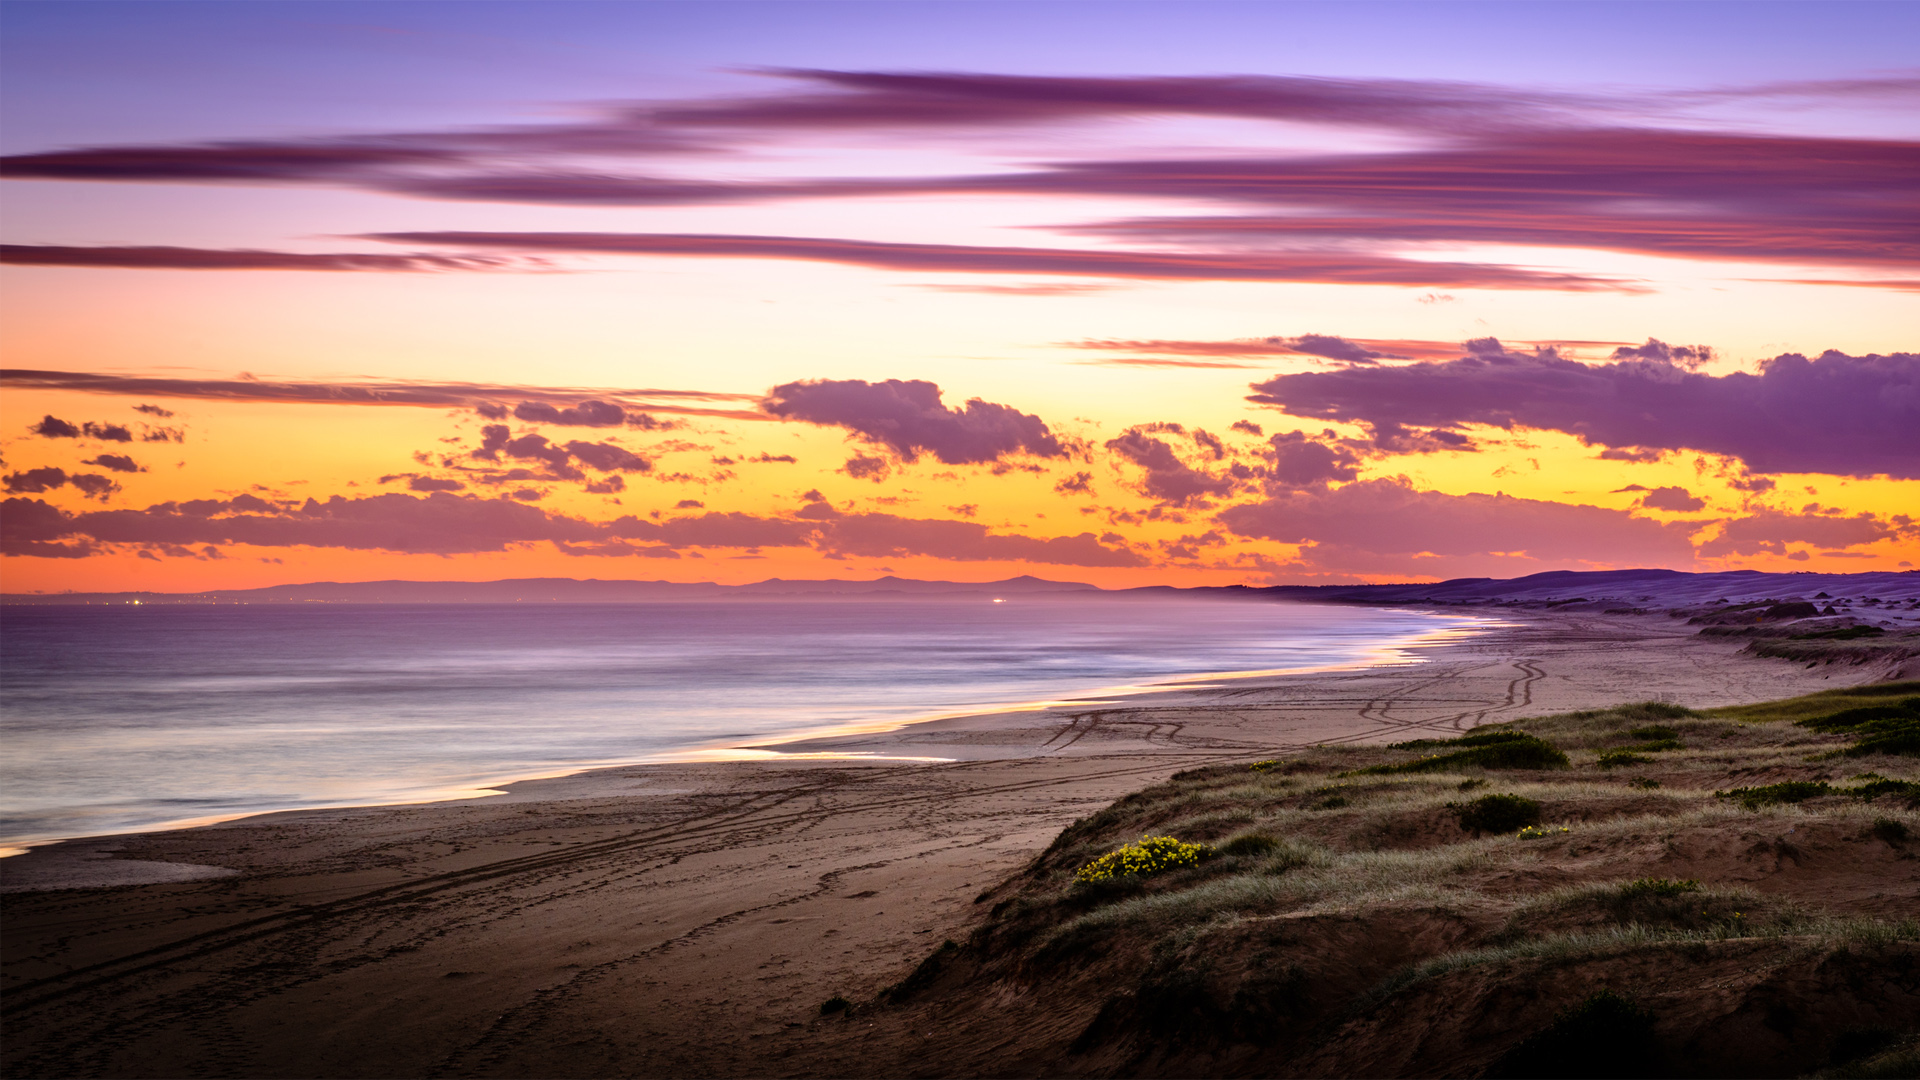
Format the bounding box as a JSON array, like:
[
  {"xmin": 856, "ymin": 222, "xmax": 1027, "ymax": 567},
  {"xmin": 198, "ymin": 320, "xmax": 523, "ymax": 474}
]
[{"xmin": 2, "ymin": 0, "xmax": 1916, "ymax": 592}]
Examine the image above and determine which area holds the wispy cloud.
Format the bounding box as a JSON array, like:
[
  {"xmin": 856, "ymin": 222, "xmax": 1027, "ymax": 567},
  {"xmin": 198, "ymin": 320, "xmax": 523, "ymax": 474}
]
[
  {"xmin": 0, "ymin": 369, "xmax": 763, "ymax": 419},
  {"xmin": 1, "ymin": 244, "xmax": 539, "ymax": 272},
  {"xmin": 369, "ymin": 231, "xmax": 1629, "ymax": 290}
]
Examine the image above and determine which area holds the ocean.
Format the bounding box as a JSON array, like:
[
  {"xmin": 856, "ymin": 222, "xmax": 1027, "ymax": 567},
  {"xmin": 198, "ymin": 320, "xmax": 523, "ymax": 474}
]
[{"xmin": 0, "ymin": 596, "xmax": 1475, "ymax": 852}]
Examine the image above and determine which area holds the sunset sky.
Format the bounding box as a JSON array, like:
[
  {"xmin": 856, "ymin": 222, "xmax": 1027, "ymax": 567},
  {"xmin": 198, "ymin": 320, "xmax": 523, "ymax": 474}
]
[{"xmin": 3, "ymin": 0, "xmax": 1916, "ymax": 593}]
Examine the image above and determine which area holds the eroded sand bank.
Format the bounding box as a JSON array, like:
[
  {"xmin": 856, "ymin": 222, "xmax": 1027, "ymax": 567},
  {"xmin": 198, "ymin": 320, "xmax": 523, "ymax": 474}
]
[{"xmin": 0, "ymin": 609, "xmax": 1895, "ymax": 1078}]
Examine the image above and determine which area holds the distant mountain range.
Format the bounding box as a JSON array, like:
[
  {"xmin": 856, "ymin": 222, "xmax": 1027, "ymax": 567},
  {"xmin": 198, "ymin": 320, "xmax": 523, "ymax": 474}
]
[{"xmin": 5, "ymin": 568, "xmax": 1915, "ymax": 606}]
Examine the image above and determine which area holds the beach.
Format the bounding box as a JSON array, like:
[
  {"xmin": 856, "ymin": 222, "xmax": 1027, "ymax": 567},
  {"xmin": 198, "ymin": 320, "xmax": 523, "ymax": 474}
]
[{"xmin": 0, "ymin": 607, "xmax": 1896, "ymax": 1078}]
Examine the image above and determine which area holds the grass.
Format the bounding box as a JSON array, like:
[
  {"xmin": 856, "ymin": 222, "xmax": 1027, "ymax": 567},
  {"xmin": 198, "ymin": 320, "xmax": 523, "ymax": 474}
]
[{"xmin": 1352, "ymin": 732, "xmax": 1570, "ymax": 775}]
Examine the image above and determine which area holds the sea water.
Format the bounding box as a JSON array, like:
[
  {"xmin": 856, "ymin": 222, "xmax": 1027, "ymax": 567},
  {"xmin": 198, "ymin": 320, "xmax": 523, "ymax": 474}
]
[{"xmin": 0, "ymin": 597, "xmax": 1474, "ymax": 851}]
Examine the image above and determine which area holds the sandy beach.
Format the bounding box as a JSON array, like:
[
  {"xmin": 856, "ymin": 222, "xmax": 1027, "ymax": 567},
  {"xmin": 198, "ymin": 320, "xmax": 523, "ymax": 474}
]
[{"xmin": 0, "ymin": 607, "xmax": 1897, "ymax": 1078}]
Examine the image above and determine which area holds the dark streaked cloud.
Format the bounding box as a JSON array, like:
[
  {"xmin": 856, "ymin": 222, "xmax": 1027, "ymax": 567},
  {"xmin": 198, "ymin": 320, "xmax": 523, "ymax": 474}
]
[
  {"xmin": 1696, "ymin": 510, "xmax": 1905, "ymax": 557},
  {"xmin": 4, "ymin": 492, "xmax": 1142, "ymax": 567},
  {"xmin": 3, "ymin": 492, "xmax": 603, "ymax": 556},
  {"xmin": 812, "ymin": 512, "xmax": 1144, "ymax": 567},
  {"xmin": 1, "ymin": 244, "xmax": 534, "ymax": 273},
  {"xmin": 1247, "ymin": 343, "xmax": 1920, "ymax": 478},
  {"xmin": 1055, "ymin": 129, "xmax": 1920, "ymax": 269},
  {"xmin": 371, "ymin": 231, "xmax": 1627, "ymax": 290},
  {"xmin": 658, "ymin": 69, "xmax": 1609, "ymax": 132},
  {"xmin": 6, "ymin": 71, "xmax": 1908, "ymax": 280},
  {"xmin": 0, "ymin": 369, "xmax": 763, "ymax": 420},
  {"xmin": 1218, "ymin": 477, "xmax": 1697, "ymax": 572},
  {"xmin": 1068, "ymin": 336, "xmax": 1627, "ymax": 363},
  {"xmin": 762, "ymin": 378, "xmax": 1066, "ymax": 464}
]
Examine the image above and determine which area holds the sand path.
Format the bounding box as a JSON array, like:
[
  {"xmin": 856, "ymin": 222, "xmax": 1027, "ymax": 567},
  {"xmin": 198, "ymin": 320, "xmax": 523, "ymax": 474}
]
[{"xmin": 0, "ymin": 609, "xmax": 1886, "ymax": 1078}]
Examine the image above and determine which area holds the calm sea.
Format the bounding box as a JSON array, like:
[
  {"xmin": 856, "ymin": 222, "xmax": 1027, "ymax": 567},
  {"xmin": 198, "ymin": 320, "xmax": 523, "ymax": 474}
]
[{"xmin": 0, "ymin": 597, "xmax": 1473, "ymax": 851}]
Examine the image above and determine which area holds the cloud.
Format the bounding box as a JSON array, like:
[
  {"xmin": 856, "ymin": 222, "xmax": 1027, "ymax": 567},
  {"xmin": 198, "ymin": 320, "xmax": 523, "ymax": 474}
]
[
  {"xmin": 3, "ymin": 467, "xmax": 120, "ymax": 501},
  {"xmin": 1058, "ymin": 127, "xmax": 1920, "ymax": 269},
  {"xmin": 563, "ymin": 439, "xmax": 651, "ymax": 473},
  {"xmin": 762, "ymin": 378, "xmax": 1066, "ymax": 464},
  {"xmin": 81, "ymin": 454, "xmax": 144, "ymax": 473},
  {"xmin": 1106, "ymin": 428, "xmax": 1240, "ymax": 505},
  {"xmin": 6, "ymin": 488, "xmax": 1147, "ymax": 568},
  {"xmin": 407, "ymin": 476, "xmax": 465, "ymax": 492},
  {"xmin": 4, "ymin": 492, "xmax": 604, "ymax": 556},
  {"xmin": 8, "ymin": 71, "xmax": 1909, "ymax": 280},
  {"xmin": 1054, "ymin": 471, "xmax": 1095, "ymax": 495},
  {"xmin": 132, "ymin": 404, "xmax": 174, "ymax": 417},
  {"xmin": 1, "ymin": 368, "xmax": 762, "ymax": 420},
  {"xmin": 1695, "ymin": 509, "xmax": 1905, "ymax": 557},
  {"xmin": 511, "ymin": 399, "xmax": 628, "ymax": 426},
  {"xmin": 613, "ymin": 511, "xmax": 814, "ymax": 549},
  {"xmin": 841, "ymin": 454, "xmax": 890, "ymax": 480},
  {"xmin": 1068, "ymin": 336, "xmax": 1622, "ymax": 363},
  {"xmin": 371, "ymin": 231, "xmax": 1626, "ymax": 290},
  {"xmin": 1264, "ymin": 431, "xmax": 1362, "ymax": 488},
  {"xmin": 0, "ymin": 244, "xmax": 534, "ymax": 272},
  {"xmin": 813, "ymin": 512, "xmax": 1144, "ymax": 566},
  {"xmin": 467, "ymin": 429, "xmax": 649, "ymax": 480},
  {"xmin": 1246, "ymin": 343, "xmax": 1920, "ymax": 478},
  {"xmin": 1638, "ymin": 486, "xmax": 1705, "ymax": 512},
  {"xmin": 1217, "ymin": 477, "xmax": 1697, "ymax": 574},
  {"xmin": 28, "ymin": 415, "xmax": 81, "ymax": 438},
  {"xmin": 658, "ymin": 69, "xmax": 1608, "ymax": 133}
]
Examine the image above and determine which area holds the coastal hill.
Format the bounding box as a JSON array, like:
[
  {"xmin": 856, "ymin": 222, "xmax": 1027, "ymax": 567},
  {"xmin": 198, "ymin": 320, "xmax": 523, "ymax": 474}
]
[
  {"xmin": 800, "ymin": 683, "xmax": 1920, "ymax": 1077},
  {"xmin": 5, "ymin": 567, "xmax": 1917, "ymax": 606}
]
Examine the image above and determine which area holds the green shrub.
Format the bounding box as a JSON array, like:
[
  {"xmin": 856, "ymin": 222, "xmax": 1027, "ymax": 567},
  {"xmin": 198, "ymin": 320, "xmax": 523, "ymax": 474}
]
[
  {"xmin": 1629, "ymin": 777, "xmax": 1661, "ymax": 789},
  {"xmin": 1868, "ymin": 818, "xmax": 1909, "ymax": 844},
  {"xmin": 1390, "ymin": 730, "xmax": 1535, "ymax": 751},
  {"xmin": 1218, "ymin": 833, "xmax": 1280, "ymax": 857},
  {"xmin": 1848, "ymin": 775, "xmax": 1920, "ymax": 804},
  {"xmin": 1313, "ymin": 795, "xmax": 1350, "ymax": 810},
  {"xmin": 1450, "ymin": 793, "xmax": 1542, "ymax": 834},
  {"xmin": 1597, "ymin": 750, "xmax": 1650, "ymax": 769},
  {"xmin": 1798, "ymin": 697, "xmax": 1920, "ymax": 757},
  {"xmin": 1618, "ymin": 877, "xmax": 1699, "ymax": 899},
  {"xmin": 1627, "ymin": 725, "xmax": 1679, "ymax": 741},
  {"xmin": 1076, "ymin": 836, "xmax": 1214, "ymax": 884},
  {"xmin": 1794, "ymin": 625, "xmax": 1886, "ymax": 640},
  {"xmin": 1359, "ymin": 733, "xmax": 1569, "ymax": 775},
  {"xmin": 1487, "ymin": 989, "xmax": 1662, "ymax": 1079},
  {"xmin": 1715, "ymin": 780, "xmax": 1834, "ymax": 808}
]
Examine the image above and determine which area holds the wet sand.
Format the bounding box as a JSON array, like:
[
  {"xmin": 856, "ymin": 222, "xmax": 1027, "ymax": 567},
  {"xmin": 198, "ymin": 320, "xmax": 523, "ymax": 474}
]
[{"xmin": 0, "ymin": 608, "xmax": 1891, "ymax": 1078}]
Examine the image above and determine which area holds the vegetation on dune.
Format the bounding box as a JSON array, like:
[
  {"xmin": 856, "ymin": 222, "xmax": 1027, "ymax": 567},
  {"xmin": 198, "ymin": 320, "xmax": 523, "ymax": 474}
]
[
  {"xmin": 855, "ymin": 682, "xmax": 1920, "ymax": 1078},
  {"xmin": 1354, "ymin": 730, "xmax": 1570, "ymax": 774},
  {"xmin": 1448, "ymin": 793, "xmax": 1540, "ymax": 834},
  {"xmin": 1074, "ymin": 835, "xmax": 1215, "ymax": 884}
]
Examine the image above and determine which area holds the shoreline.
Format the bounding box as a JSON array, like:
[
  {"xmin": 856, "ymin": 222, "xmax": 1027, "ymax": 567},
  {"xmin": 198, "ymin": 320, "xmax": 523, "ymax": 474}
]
[
  {"xmin": 1, "ymin": 607, "xmax": 1903, "ymax": 1077},
  {"xmin": 0, "ymin": 602, "xmax": 1484, "ymax": 861}
]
